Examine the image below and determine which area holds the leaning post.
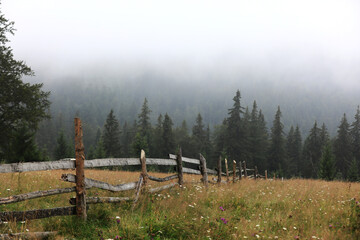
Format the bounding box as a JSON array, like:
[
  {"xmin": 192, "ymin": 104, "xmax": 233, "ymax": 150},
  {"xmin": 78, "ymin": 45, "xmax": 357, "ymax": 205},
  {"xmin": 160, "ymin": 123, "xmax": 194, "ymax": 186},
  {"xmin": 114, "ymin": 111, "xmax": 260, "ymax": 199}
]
[
  {"xmin": 233, "ymin": 160, "xmax": 236, "ymax": 183},
  {"xmin": 176, "ymin": 148, "xmax": 184, "ymax": 186},
  {"xmin": 199, "ymin": 153, "xmax": 208, "ymax": 188},
  {"xmin": 74, "ymin": 117, "xmax": 86, "ymax": 221},
  {"xmin": 243, "ymin": 161, "xmax": 247, "ymax": 178},
  {"xmin": 265, "ymin": 170, "xmax": 268, "ymax": 180},
  {"xmin": 140, "ymin": 150, "xmax": 148, "ymax": 187},
  {"xmin": 225, "ymin": 158, "xmax": 229, "ymax": 182},
  {"xmin": 217, "ymin": 156, "xmax": 222, "ymax": 184}
]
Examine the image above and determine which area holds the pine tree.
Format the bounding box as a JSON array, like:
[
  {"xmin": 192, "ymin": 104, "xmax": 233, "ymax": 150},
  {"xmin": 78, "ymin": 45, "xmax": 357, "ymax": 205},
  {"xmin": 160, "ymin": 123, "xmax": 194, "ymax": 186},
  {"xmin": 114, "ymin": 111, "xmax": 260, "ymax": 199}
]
[
  {"xmin": 268, "ymin": 106, "xmax": 286, "ymax": 176},
  {"xmin": 138, "ymin": 98, "xmax": 152, "ymax": 140},
  {"xmin": 226, "ymin": 90, "xmax": 244, "ymax": 162},
  {"xmin": 161, "ymin": 113, "xmax": 175, "ymax": 157},
  {"xmin": 334, "ymin": 114, "xmax": 353, "ymax": 178},
  {"xmin": 348, "ymin": 158, "xmax": 359, "ymax": 182},
  {"xmin": 351, "ymin": 106, "xmax": 360, "ymax": 175},
  {"xmin": 302, "ymin": 121, "xmax": 323, "ymax": 178},
  {"xmin": 286, "ymin": 126, "xmax": 295, "ymax": 175},
  {"xmin": 174, "ymin": 120, "xmax": 193, "ymax": 157},
  {"xmin": 319, "ymin": 143, "xmax": 336, "ymax": 181},
  {"xmin": 54, "ymin": 130, "xmax": 72, "ymax": 159},
  {"xmin": 242, "ymin": 107, "xmax": 252, "ymax": 166},
  {"xmin": 153, "ymin": 114, "xmax": 164, "ymax": 157},
  {"xmin": 7, "ymin": 125, "xmax": 45, "ymax": 163},
  {"xmin": 103, "ymin": 109, "xmax": 121, "ymax": 157},
  {"xmin": 192, "ymin": 113, "xmax": 206, "ymax": 155},
  {"xmin": 293, "ymin": 125, "xmax": 302, "ymax": 176}
]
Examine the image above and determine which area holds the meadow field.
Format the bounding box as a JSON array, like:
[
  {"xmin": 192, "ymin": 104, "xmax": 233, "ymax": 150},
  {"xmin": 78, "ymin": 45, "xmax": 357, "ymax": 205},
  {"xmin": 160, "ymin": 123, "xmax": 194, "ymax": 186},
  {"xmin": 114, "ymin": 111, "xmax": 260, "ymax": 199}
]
[{"xmin": 0, "ymin": 170, "xmax": 359, "ymax": 239}]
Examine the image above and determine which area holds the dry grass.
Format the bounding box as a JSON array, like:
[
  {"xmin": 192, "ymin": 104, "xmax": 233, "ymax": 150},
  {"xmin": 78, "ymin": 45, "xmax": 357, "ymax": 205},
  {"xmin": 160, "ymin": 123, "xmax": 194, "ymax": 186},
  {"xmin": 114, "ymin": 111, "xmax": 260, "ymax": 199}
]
[{"xmin": 0, "ymin": 170, "xmax": 359, "ymax": 239}]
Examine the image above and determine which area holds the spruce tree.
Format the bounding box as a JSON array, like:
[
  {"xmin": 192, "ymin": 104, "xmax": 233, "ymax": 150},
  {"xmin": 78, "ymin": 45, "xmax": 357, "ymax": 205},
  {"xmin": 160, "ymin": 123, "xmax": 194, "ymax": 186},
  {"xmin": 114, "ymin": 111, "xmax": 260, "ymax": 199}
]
[
  {"xmin": 226, "ymin": 90, "xmax": 244, "ymax": 162},
  {"xmin": 293, "ymin": 125, "xmax": 302, "ymax": 176},
  {"xmin": 286, "ymin": 126, "xmax": 295, "ymax": 176},
  {"xmin": 103, "ymin": 109, "xmax": 121, "ymax": 157},
  {"xmin": 319, "ymin": 143, "xmax": 336, "ymax": 181},
  {"xmin": 161, "ymin": 113, "xmax": 175, "ymax": 157},
  {"xmin": 138, "ymin": 98, "xmax": 152, "ymax": 140},
  {"xmin": 302, "ymin": 121, "xmax": 323, "ymax": 178},
  {"xmin": 174, "ymin": 120, "xmax": 193, "ymax": 157},
  {"xmin": 351, "ymin": 106, "xmax": 360, "ymax": 174},
  {"xmin": 334, "ymin": 114, "xmax": 353, "ymax": 178},
  {"xmin": 268, "ymin": 106, "xmax": 286, "ymax": 176},
  {"xmin": 54, "ymin": 130, "xmax": 72, "ymax": 159},
  {"xmin": 153, "ymin": 114, "xmax": 164, "ymax": 157},
  {"xmin": 348, "ymin": 158, "xmax": 359, "ymax": 182},
  {"xmin": 192, "ymin": 113, "xmax": 206, "ymax": 155}
]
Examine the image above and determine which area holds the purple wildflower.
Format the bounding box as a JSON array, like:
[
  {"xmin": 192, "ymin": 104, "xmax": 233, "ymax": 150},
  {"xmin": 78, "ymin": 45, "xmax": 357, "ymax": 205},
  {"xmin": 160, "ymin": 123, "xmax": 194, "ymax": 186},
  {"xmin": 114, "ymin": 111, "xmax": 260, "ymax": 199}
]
[{"xmin": 219, "ymin": 206, "xmax": 225, "ymax": 211}]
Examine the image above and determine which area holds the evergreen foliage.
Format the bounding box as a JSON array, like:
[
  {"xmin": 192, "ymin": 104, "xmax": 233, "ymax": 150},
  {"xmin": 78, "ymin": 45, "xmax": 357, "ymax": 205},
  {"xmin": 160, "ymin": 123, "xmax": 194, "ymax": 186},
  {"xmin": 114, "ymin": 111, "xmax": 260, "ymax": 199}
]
[
  {"xmin": 348, "ymin": 158, "xmax": 359, "ymax": 182},
  {"xmin": 351, "ymin": 106, "xmax": 360, "ymax": 174},
  {"xmin": 103, "ymin": 109, "xmax": 121, "ymax": 157},
  {"xmin": 319, "ymin": 143, "xmax": 336, "ymax": 181},
  {"xmin": 0, "ymin": 7, "xmax": 50, "ymax": 161},
  {"xmin": 161, "ymin": 113, "xmax": 175, "ymax": 157},
  {"xmin": 334, "ymin": 114, "xmax": 353, "ymax": 178},
  {"xmin": 54, "ymin": 130, "xmax": 72, "ymax": 159},
  {"xmin": 268, "ymin": 106, "xmax": 286, "ymax": 176}
]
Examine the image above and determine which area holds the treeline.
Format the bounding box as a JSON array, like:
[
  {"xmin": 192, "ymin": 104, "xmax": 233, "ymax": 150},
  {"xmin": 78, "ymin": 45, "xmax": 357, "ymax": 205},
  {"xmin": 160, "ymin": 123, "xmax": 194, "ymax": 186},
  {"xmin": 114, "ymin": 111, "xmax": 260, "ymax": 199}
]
[{"xmin": 47, "ymin": 90, "xmax": 360, "ymax": 181}]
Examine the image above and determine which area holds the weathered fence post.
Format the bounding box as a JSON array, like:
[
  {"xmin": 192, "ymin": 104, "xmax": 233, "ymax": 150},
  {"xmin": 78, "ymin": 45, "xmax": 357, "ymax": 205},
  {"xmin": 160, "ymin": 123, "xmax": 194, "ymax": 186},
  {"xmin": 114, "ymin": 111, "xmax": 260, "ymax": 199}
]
[
  {"xmin": 199, "ymin": 154, "xmax": 208, "ymax": 188},
  {"xmin": 140, "ymin": 150, "xmax": 148, "ymax": 187},
  {"xmin": 217, "ymin": 156, "xmax": 222, "ymax": 184},
  {"xmin": 74, "ymin": 117, "xmax": 86, "ymax": 221},
  {"xmin": 176, "ymin": 148, "xmax": 184, "ymax": 186},
  {"xmin": 238, "ymin": 160, "xmax": 242, "ymax": 180},
  {"xmin": 243, "ymin": 161, "xmax": 247, "ymax": 178},
  {"xmin": 225, "ymin": 158, "xmax": 229, "ymax": 182},
  {"xmin": 233, "ymin": 160, "xmax": 236, "ymax": 183},
  {"xmin": 254, "ymin": 166, "xmax": 258, "ymax": 180},
  {"xmin": 265, "ymin": 170, "xmax": 268, "ymax": 180}
]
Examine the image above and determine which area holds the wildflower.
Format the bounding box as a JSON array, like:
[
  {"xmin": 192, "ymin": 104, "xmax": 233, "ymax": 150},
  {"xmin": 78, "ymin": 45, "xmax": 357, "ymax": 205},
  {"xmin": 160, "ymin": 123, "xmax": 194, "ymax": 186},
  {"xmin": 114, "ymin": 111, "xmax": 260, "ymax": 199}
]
[
  {"xmin": 219, "ymin": 206, "xmax": 225, "ymax": 211},
  {"xmin": 220, "ymin": 217, "xmax": 228, "ymax": 224},
  {"xmin": 283, "ymin": 227, "xmax": 287, "ymax": 231},
  {"xmin": 329, "ymin": 224, "xmax": 333, "ymax": 228},
  {"xmin": 188, "ymin": 204, "xmax": 194, "ymax": 208},
  {"xmin": 294, "ymin": 236, "xmax": 300, "ymax": 239},
  {"xmin": 255, "ymin": 234, "xmax": 260, "ymax": 238},
  {"xmin": 116, "ymin": 216, "xmax": 120, "ymax": 224}
]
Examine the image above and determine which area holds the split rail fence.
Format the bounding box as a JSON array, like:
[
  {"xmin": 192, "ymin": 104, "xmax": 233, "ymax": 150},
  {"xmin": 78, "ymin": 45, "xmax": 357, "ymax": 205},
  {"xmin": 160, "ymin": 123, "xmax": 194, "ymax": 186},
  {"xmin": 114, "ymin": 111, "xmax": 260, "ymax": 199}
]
[{"xmin": 0, "ymin": 118, "xmax": 268, "ymax": 225}]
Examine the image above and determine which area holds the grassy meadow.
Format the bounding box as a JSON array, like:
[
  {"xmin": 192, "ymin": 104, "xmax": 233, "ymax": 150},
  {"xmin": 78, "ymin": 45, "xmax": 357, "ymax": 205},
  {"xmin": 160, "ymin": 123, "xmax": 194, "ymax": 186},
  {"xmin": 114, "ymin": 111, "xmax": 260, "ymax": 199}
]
[{"xmin": 0, "ymin": 170, "xmax": 360, "ymax": 239}]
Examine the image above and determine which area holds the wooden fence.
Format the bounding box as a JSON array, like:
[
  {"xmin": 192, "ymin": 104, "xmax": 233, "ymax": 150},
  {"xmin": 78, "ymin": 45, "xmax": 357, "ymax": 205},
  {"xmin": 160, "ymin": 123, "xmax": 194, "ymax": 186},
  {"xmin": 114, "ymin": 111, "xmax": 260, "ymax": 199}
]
[{"xmin": 0, "ymin": 118, "xmax": 267, "ymax": 227}]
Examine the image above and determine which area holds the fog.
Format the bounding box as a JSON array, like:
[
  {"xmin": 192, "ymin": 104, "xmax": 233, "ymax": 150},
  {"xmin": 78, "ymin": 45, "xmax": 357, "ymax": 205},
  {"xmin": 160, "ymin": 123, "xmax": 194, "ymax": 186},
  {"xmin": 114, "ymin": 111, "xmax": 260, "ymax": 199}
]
[{"xmin": 3, "ymin": 0, "xmax": 360, "ymax": 88}]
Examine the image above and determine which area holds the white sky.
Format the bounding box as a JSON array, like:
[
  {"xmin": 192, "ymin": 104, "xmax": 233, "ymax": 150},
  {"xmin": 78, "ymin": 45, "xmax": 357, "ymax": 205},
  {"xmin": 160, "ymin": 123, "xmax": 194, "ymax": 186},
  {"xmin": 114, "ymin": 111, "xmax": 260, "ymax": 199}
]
[{"xmin": 2, "ymin": 0, "xmax": 360, "ymax": 86}]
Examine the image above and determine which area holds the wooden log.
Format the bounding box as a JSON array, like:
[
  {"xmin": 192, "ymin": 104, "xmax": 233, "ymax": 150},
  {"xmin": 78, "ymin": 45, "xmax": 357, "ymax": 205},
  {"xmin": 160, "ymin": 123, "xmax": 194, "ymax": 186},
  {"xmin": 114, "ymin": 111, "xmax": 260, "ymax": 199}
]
[
  {"xmin": 225, "ymin": 158, "xmax": 229, "ymax": 182},
  {"xmin": 217, "ymin": 156, "xmax": 222, "ymax": 184},
  {"xmin": 199, "ymin": 154, "xmax": 208, "ymax": 188},
  {"xmin": 148, "ymin": 174, "xmax": 178, "ymax": 182},
  {"xmin": 0, "ymin": 206, "xmax": 76, "ymax": 221},
  {"xmin": 61, "ymin": 174, "xmax": 137, "ymax": 192},
  {"xmin": 132, "ymin": 175, "xmax": 144, "ymax": 209},
  {"xmin": 75, "ymin": 117, "xmax": 86, "ymax": 221},
  {"xmin": 243, "ymin": 161, "xmax": 247, "ymax": 178},
  {"xmin": 206, "ymin": 168, "xmax": 217, "ymax": 175},
  {"xmin": 69, "ymin": 197, "xmax": 132, "ymax": 205},
  {"xmin": 238, "ymin": 160, "xmax": 242, "ymax": 180},
  {"xmin": 182, "ymin": 167, "xmax": 201, "ymax": 175},
  {"xmin": 140, "ymin": 150, "xmax": 148, "ymax": 186},
  {"xmin": 0, "ymin": 187, "xmax": 76, "ymax": 205},
  {"xmin": 233, "ymin": 160, "xmax": 236, "ymax": 183},
  {"xmin": 0, "ymin": 158, "xmax": 177, "ymax": 173},
  {"xmin": 0, "ymin": 231, "xmax": 57, "ymax": 240},
  {"xmin": 149, "ymin": 183, "xmax": 178, "ymax": 193},
  {"xmin": 0, "ymin": 160, "xmax": 75, "ymax": 173},
  {"xmin": 265, "ymin": 170, "xmax": 268, "ymax": 180},
  {"xmin": 176, "ymin": 148, "xmax": 184, "ymax": 185},
  {"xmin": 169, "ymin": 154, "xmax": 200, "ymax": 165}
]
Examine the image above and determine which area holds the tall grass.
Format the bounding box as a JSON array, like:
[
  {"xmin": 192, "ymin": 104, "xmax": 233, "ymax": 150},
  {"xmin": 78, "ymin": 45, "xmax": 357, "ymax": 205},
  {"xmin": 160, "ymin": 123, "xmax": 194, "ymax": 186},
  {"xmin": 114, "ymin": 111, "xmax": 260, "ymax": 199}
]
[{"xmin": 0, "ymin": 170, "xmax": 359, "ymax": 239}]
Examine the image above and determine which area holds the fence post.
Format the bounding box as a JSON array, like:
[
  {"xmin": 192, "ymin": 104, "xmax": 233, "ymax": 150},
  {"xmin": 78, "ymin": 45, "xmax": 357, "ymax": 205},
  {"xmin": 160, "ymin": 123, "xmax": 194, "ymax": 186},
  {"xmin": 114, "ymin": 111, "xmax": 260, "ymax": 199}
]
[
  {"xmin": 243, "ymin": 161, "xmax": 247, "ymax": 178},
  {"xmin": 225, "ymin": 158, "xmax": 229, "ymax": 182},
  {"xmin": 254, "ymin": 166, "xmax": 258, "ymax": 180},
  {"xmin": 140, "ymin": 150, "xmax": 148, "ymax": 187},
  {"xmin": 176, "ymin": 148, "xmax": 184, "ymax": 186},
  {"xmin": 233, "ymin": 160, "xmax": 236, "ymax": 183},
  {"xmin": 199, "ymin": 154, "xmax": 208, "ymax": 188},
  {"xmin": 265, "ymin": 170, "xmax": 268, "ymax": 180},
  {"xmin": 238, "ymin": 160, "xmax": 242, "ymax": 180},
  {"xmin": 217, "ymin": 156, "xmax": 222, "ymax": 184},
  {"xmin": 74, "ymin": 117, "xmax": 86, "ymax": 221}
]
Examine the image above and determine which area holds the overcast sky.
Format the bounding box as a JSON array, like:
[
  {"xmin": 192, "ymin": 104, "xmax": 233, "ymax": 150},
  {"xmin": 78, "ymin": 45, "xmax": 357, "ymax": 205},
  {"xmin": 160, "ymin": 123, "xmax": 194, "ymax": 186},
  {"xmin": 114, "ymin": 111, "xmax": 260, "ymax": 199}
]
[{"xmin": 2, "ymin": 0, "xmax": 360, "ymax": 87}]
